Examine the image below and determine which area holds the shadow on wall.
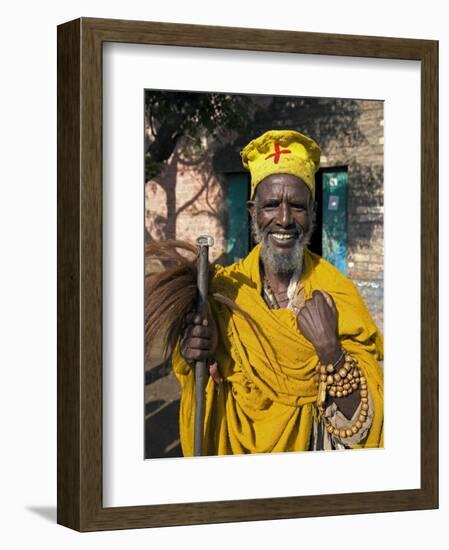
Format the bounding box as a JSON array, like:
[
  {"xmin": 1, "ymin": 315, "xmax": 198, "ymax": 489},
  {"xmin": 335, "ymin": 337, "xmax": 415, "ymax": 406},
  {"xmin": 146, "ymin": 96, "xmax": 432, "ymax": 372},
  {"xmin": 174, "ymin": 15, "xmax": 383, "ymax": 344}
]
[{"xmin": 146, "ymin": 147, "xmax": 226, "ymax": 244}]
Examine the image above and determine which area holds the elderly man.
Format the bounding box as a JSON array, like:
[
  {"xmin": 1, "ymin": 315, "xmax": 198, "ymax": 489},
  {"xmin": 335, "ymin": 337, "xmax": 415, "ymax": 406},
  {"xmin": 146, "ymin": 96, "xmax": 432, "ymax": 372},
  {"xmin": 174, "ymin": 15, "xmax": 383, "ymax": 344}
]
[{"xmin": 173, "ymin": 129, "xmax": 383, "ymax": 456}]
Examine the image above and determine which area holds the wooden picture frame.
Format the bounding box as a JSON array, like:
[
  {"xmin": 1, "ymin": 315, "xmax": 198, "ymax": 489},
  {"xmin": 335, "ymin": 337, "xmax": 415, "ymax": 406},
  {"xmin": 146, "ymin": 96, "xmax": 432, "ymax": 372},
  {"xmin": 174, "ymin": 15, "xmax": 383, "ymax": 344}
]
[{"xmin": 57, "ymin": 17, "xmax": 438, "ymax": 531}]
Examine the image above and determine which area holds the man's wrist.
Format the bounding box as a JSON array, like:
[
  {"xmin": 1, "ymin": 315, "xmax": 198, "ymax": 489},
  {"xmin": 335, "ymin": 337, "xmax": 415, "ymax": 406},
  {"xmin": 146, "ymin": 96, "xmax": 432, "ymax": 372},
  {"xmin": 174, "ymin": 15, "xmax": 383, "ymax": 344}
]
[{"xmin": 317, "ymin": 343, "xmax": 342, "ymax": 366}]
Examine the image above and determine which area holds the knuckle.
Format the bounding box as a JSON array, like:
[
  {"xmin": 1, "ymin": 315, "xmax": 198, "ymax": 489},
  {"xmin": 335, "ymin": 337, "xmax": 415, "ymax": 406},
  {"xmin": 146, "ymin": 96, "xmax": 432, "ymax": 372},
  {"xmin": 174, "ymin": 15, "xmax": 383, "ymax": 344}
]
[
  {"xmin": 182, "ymin": 349, "xmax": 194, "ymax": 361},
  {"xmin": 185, "ymin": 349, "xmax": 199, "ymax": 361},
  {"xmin": 192, "ymin": 337, "xmax": 211, "ymax": 350},
  {"xmin": 193, "ymin": 349, "xmax": 206, "ymax": 360},
  {"xmin": 192, "ymin": 326, "xmax": 209, "ymax": 338},
  {"xmin": 189, "ymin": 338, "xmax": 199, "ymax": 349}
]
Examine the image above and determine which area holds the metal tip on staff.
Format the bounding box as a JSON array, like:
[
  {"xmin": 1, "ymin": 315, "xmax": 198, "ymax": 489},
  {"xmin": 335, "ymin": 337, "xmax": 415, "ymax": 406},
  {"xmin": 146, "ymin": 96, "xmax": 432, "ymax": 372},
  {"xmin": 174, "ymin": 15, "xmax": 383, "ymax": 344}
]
[{"xmin": 196, "ymin": 235, "xmax": 214, "ymax": 247}]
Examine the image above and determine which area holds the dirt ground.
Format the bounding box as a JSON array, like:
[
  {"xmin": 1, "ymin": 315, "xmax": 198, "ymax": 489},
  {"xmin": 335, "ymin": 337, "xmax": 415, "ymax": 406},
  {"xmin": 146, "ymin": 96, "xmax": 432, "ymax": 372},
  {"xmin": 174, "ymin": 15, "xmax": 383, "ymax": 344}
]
[{"xmin": 144, "ymin": 361, "xmax": 183, "ymax": 459}]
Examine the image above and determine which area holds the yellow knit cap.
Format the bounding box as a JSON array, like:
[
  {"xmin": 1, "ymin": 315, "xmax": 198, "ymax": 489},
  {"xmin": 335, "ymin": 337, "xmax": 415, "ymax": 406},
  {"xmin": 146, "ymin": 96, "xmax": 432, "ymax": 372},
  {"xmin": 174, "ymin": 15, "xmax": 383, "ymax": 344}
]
[{"xmin": 241, "ymin": 130, "xmax": 321, "ymax": 198}]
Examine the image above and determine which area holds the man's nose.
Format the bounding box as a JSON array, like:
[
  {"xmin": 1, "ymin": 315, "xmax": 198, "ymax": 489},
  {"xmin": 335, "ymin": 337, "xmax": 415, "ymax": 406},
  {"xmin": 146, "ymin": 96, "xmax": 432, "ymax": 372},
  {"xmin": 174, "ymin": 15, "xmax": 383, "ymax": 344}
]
[{"xmin": 277, "ymin": 202, "xmax": 293, "ymax": 227}]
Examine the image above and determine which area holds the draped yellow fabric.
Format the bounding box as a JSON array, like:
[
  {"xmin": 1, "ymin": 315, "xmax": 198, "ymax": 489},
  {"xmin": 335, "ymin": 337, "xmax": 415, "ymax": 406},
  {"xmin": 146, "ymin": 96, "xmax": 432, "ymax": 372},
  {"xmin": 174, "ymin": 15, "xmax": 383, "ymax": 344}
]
[{"xmin": 172, "ymin": 244, "xmax": 384, "ymax": 456}]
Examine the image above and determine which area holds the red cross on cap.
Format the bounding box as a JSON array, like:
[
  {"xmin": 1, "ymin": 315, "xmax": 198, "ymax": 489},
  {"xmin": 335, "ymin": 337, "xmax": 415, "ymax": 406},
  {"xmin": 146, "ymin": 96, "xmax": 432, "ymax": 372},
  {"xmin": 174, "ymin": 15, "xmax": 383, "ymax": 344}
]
[{"xmin": 265, "ymin": 142, "xmax": 292, "ymax": 164}]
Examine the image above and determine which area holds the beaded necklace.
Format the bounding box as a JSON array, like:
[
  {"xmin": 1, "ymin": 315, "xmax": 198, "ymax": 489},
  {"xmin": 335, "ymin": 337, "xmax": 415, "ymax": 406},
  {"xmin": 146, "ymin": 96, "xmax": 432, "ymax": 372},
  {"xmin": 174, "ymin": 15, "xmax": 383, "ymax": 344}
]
[{"xmin": 261, "ymin": 263, "xmax": 305, "ymax": 312}]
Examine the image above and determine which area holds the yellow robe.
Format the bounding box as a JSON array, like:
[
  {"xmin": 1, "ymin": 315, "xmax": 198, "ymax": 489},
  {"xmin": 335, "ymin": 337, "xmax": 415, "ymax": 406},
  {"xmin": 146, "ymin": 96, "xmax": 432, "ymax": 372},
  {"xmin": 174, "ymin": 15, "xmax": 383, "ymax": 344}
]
[{"xmin": 172, "ymin": 244, "xmax": 384, "ymax": 456}]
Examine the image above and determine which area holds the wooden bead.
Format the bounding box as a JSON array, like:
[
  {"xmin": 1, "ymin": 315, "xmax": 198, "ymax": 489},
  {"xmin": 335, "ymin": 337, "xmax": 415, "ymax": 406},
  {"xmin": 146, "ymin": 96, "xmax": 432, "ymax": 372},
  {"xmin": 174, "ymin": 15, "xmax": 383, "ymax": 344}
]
[
  {"xmin": 345, "ymin": 353, "xmax": 352, "ymax": 362},
  {"xmin": 328, "ymin": 389, "xmax": 336, "ymax": 397},
  {"xmin": 355, "ymin": 420, "xmax": 363, "ymax": 429},
  {"xmin": 346, "ymin": 372, "xmax": 353, "ymax": 381},
  {"xmin": 326, "ymin": 364, "xmax": 335, "ymax": 373},
  {"xmin": 337, "ymin": 378, "xmax": 344, "ymax": 387},
  {"xmin": 327, "ymin": 424, "xmax": 334, "ymax": 434},
  {"xmin": 361, "ymin": 396, "xmax": 368, "ymax": 403},
  {"xmin": 342, "ymin": 390, "xmax": 348, "ymax": 396},
  {"xmin": 327, "ymin": 375, "xmax": 334, "ymax": 385},
  {"xmin": 334, "ymin": 373, "xmax": 341, "ymax": 383},
  {"xmin": 361, "ymin": 402, "xmax": 369, "ymax": 411},
  {"xmin": 351, "ymin": 425, "xmax": 359, "ymax": 435},
  {"xmin": 336, "ymin": 391, "xmax": 343, "ymax": 398},
  {"xmin": 358, "ymin": 414, "xmax": 366, "ymax": 423},
  {"xmin": 351, "ymin": 382, "xmax": 358, "ymax": 390},
  {"xmin": 320, "ymin": 365, "xmax": 327, "ymax": 374},
  {"xmin": 343, "ymin": 361, "xmax": 351, "ymax": 371},
  {"xmin": 360, "ymin": 376, "xmax": 366, "ymax": 385},
  {"xmin": 320, "ymin": 374, "xmax": 327, "ymax": 382},
  {"xmin": 346, "ymin": 429, "xmax": 353, "ymax": 438},
  {"xmin": 338, "ymin": 367, "xmax": 348, "ymax": 378},
  {"xmin": 343, "ymin": 383, "xmax": 351, "ymax": 391},
  {"xmin": 355, "ymin": 377, "xmax": 360, "ymax": 384},
  {"xmin": 360, "ymin": 390, "xmax": 368, "ymax": 398}
]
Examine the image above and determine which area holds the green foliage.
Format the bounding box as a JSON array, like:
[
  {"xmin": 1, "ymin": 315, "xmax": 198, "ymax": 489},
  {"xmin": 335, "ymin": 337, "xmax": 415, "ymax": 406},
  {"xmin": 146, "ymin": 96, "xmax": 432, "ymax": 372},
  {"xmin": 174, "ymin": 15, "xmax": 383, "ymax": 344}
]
[
  {"xmin": 144, "ymin": 90, "xmax": 250, "ymax": 180},
  {"xmin": 145, "ymin": 155, "xmax": 165, "ymax": 180}
]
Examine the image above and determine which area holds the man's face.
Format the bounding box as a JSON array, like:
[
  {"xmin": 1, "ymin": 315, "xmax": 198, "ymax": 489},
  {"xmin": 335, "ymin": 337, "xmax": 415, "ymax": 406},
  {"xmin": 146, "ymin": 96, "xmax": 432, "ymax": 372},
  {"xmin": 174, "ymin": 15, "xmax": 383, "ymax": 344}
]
[{"xmin": 247, "ymin": 174, "xmax": 314, "ymax": 274}]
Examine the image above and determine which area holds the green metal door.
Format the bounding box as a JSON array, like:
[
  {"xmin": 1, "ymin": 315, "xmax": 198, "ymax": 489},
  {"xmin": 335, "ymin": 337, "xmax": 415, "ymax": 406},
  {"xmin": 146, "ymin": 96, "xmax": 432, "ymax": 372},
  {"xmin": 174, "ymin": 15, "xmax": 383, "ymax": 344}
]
[
  {"xmin": 322, "ymin": 171, "xmax": 348, "ymax": 274},
  {"xmin": 225, "ymin": 173, "xmax": 250, "ymax": 264}
]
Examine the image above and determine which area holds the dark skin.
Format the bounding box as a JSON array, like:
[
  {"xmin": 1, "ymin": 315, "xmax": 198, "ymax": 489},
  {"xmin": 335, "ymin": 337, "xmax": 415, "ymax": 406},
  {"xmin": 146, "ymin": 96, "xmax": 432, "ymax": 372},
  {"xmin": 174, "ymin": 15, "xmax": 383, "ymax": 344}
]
[{"xmin": 181, "ymin": 174, "xmax": 360, "ymax": 419}]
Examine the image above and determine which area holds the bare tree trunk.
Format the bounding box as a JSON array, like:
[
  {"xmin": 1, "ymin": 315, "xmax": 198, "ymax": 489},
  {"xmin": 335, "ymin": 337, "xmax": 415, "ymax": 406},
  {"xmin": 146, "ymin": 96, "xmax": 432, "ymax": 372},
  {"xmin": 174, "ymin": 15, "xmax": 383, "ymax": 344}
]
[{"xmin": 158, "ymin": 149, "xmax": 178, "ymax": 240}]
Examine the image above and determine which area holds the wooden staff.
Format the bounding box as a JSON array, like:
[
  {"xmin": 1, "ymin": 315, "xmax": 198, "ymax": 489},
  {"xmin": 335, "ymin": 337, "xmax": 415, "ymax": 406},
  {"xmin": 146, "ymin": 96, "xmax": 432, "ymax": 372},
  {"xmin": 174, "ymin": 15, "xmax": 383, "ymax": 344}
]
[{"xmin": 194, "ymin": 235, "xmax": 214, "ymax": 456}]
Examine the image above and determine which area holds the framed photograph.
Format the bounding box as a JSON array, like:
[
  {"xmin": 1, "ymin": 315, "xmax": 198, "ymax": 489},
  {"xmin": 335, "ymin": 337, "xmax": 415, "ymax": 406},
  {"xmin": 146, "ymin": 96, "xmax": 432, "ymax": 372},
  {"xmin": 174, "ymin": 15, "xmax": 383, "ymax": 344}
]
[{"xmin": 57, "ymin": 17, "xmax": 438, "ymax": 531}]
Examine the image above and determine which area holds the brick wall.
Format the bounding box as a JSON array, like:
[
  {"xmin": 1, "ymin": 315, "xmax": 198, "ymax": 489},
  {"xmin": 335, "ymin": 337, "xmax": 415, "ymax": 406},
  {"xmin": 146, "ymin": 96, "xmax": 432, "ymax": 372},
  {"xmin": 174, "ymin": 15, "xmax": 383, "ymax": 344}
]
[{"xmin": 145, "ymin": 144, "xmax": 227, "ymax": 263}]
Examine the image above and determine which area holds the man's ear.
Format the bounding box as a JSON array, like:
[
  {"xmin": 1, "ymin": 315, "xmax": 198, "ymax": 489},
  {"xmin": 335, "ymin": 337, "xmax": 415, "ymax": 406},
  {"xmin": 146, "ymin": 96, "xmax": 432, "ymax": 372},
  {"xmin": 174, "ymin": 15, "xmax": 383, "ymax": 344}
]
[
  {"xmin": 246, "ymin": 200, "xmax": 256, "ymax": 217},
  {"xmin": 309, "ymin": 196, "xmax": 317, "ymax": 213},
  {"xmin": 311, "ymin": 199, "xmax": 317, "ymax": 224}
]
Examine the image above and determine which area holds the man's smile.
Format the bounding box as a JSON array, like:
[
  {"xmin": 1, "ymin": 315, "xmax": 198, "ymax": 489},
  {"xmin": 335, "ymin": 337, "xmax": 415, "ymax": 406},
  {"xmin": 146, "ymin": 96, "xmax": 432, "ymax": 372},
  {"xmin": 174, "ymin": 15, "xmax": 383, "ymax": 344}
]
[
  {"xmin": 267, "ymin": 230, "xmax": 302, "ymax": 249},
  {"xmin": 270, "ymin": 231, "xmax": 298, "ymax": 241}
]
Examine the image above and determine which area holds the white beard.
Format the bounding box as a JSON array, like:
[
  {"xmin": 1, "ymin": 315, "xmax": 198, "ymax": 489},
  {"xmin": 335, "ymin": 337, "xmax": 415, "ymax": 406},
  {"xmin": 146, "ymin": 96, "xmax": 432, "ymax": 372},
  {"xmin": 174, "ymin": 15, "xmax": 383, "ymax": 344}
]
[{"xmin": 251, "ymin": 208, "xmax": 315, "ymax": 275}]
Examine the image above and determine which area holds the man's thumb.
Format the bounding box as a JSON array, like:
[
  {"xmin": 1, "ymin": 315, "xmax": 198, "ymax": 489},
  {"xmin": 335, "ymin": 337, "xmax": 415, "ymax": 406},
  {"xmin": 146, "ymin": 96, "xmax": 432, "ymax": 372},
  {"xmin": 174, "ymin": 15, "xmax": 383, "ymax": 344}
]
[{"xmin": 321, "ymin": 290, "xmax": 336, "ymax": 312}]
